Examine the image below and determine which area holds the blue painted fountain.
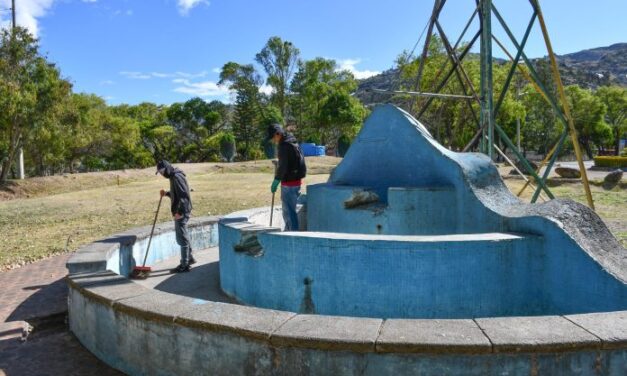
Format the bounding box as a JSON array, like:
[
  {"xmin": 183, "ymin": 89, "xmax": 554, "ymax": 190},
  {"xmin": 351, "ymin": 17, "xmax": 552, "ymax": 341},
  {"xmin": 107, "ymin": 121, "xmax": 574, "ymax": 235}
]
[{"xmin": 220, "ymin": 104, "xmax": 627, "ymax": 319}]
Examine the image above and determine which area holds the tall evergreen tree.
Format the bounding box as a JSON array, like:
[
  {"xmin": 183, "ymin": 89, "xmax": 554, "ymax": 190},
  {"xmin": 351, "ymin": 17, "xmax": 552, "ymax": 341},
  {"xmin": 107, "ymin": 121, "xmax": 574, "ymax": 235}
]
[
  {"xmin": 255, "ymin": 37, "xmax": 300, "ymax": 119},
  {"xmin": 219, "ymin": 62, "xmax": 263, "ymax": 159}
]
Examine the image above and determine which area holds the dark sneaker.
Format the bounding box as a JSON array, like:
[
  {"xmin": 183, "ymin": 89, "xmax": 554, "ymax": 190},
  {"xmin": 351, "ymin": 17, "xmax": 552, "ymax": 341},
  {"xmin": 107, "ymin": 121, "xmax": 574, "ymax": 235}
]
[
  {"xmin": 189, "ymin": 256, "xmax": 197, "ymax": 265},
  {"xmin": 170, "ymin": 264, "xmax": 191, "ymax": 273}
]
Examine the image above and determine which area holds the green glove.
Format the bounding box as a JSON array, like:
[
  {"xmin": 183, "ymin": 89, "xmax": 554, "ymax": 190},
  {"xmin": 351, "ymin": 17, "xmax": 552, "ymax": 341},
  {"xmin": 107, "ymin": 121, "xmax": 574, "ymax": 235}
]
[{"xmin": 271, "ymin": 179, "xmax": 280, "ymax": 193}]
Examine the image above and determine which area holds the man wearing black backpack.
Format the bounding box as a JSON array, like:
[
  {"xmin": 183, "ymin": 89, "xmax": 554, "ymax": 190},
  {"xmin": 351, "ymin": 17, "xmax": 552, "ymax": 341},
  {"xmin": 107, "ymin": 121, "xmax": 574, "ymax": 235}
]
[{"xmin": 267, "ymin": 123, "xmax": 307, "ymax": 231}]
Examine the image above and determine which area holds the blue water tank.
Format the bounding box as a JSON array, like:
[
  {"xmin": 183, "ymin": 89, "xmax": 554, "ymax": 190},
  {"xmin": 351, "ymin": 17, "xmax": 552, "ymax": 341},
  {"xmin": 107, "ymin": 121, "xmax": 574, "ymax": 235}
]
[{"xmin": 300, "ymin": 143, "xmax": 326, "ymax": 157}]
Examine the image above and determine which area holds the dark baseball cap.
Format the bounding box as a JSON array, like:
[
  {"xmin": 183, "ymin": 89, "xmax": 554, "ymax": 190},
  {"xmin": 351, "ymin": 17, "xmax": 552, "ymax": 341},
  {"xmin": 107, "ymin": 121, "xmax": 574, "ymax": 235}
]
[
  {"xmin": 156, "ymin": 160, "xmax": 168, "ymax": 175},
  {"xmin": 266, "ymin": 123, "xmax": 284, "ymax": 141}
]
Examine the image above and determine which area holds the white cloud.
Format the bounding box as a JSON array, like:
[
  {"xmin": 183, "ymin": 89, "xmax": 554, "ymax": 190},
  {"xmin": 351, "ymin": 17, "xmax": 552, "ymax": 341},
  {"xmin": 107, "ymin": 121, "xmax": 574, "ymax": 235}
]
[
  {"xmin": 149, "ymin": 71, "xmax": 207, "ymax": 79},
  {"xmin": 337, "ymin": 58, "xmax": 380, "ymax": 79},
  {"xmin": 100, "ymin": 80, "xmax": 115, "ymax": 85},
  {"xmin": 259, "ymin": 84, "xmax": 274, "ymax": 96},
  {"xmin": 120, "ymin": 71, "xmax": 207, "ymax": 80},
  {"xmin": 175, "ymin": 70, "xmax": 207, "ymax": 78},
  {"xmin": 177, "ymin": 0, "xmax": 209, "ymax": 15},
  {"xmin": 172, "ymin": 78, "xmax": 231, "ymax": 97},
  {"xmin": 82, "ymin": 0, "xmax": 97, "ymax": 3},
  {"xmin": 212, "ymin": 67, "xmax": 221, "ymax": 74},
  {"xmin": 0, "ymin": 0, "xmax": 55, "ymax": 37},
  {"xmin": 119, "ymin": 71, "xmax": 152, "ymax": 80}
]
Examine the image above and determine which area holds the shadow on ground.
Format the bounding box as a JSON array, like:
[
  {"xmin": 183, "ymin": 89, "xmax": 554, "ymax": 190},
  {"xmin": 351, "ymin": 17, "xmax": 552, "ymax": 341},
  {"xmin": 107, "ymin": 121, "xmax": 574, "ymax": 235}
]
[
  {"xmin": 2, "ymin": 277, "xmax": 122, "ymax": 375},
  {"xmin": 0, "ymin": 323, "xmax": 123, "ymax": 376},
  {"xmin": 5, "ymin": 278, "xmax": 67, "ymax": 323},
  {"xmin": 153, "ymin": 261, "xmax": 236, "ymax": 303}
]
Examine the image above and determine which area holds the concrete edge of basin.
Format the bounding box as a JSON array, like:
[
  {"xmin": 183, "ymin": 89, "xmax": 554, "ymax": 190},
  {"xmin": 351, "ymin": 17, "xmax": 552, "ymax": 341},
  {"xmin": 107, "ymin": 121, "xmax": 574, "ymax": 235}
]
[{"xmin": 66, "ymin": 211, "xmax": 627, "ymax": 357}]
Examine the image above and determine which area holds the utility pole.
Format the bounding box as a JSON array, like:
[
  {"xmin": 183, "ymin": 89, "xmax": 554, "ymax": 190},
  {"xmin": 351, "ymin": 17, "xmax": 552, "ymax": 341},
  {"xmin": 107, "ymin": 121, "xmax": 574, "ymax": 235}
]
[
  {"xmin": 10, "ymin": 0, "xmax": 25, "ymax": 180},
  {"xmin": 479, "ymin": 0, "xmax": 494, "ymax": 160},
  {"xmin": 11, "ymin": 0, "xmax": 15, "ymax": 28}
]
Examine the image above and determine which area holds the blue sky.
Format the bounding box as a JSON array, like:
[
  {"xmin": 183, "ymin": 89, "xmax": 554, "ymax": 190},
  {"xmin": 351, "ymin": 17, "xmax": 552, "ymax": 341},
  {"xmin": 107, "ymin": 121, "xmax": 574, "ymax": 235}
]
[{"xmin": 1, "ymin": 0, "xmax": 625, "ymax": 105}]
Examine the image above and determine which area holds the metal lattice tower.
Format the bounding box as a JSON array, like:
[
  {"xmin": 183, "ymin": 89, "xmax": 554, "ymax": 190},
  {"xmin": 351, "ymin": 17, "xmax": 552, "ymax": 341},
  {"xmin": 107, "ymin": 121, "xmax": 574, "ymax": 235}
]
[{"xmin": 375, "ymin": 0, "xmax": 595, "ymax": 209}]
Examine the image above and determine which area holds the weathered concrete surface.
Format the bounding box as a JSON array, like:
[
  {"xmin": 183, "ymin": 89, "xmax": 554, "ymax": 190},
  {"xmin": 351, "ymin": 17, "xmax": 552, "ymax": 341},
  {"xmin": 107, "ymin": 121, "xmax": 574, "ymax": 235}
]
[
  {"xmin": 271, "ymin": 314, "xmax": 382, "ymax": 352},
  {"xmin": 300, "ymin": 104, "xmax": 626, "ymax": 318},
  {"xmin": 67, "ymin": 216, "xmax": 220, "ymax": 277},
  {"xmin": 475, "ymin": 316, "xmax": 601, "ymax": 353},
  {"xmin": 176, "ymin": 302, "xmax": 295, "ymax": 341},
  {"xmin": 67, "ymin": 227, "xmax": 627, "ymax": 375},
  {"xmin": 73, "ymin": 272, "xmax": 148, "ymax": 305},
  {"xmin": 220, "ymin": 221, "xmax": 552, "ymax": 318},
  {"xmin": 566, "ymin": 311, "xmax": 627, "ymax": 349},
  {"xmin": 115, "ymin": 290, "xmax": 204, "ymax": 321},
  {"xmin": 376, "ymin": 319, "xmax": 491, "ymax": 354}
]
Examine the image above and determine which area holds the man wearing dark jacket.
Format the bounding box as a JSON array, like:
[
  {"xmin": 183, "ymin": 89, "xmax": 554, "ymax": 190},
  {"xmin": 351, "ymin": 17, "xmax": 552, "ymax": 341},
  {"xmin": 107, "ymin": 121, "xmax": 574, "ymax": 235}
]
[
  {"xmin": 267, "ymin": 124, "xmax": 306, "ymax": 231},
  {"xmin": 156, "ymin": 160, "xmax": 195, "ymax": 273}
]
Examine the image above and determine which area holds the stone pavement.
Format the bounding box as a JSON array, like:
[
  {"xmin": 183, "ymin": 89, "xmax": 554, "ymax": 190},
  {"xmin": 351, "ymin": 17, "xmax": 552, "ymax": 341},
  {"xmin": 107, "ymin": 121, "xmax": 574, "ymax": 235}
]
[
  {"xmin": 0, "ymin": 253, "xmax": 121, "ymax": 375},
  {"xmin": 0, "ymin": 254, "xmax": 69, "ymax": 323},
  {"xmin": 134, "ymin": 247, "xmax": 235, "ymax": 303}
]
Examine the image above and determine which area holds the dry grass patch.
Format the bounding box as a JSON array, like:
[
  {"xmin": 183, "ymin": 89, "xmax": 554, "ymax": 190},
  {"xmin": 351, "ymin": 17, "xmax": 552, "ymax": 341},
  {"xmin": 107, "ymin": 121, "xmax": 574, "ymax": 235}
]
[
  {"xmin": 0, "ymin": 157, "xmax": 341, "ymax": 202},
  {"xmin": 503, "ymin": 179, "xmax": 626, "ymax": 247},
  {"xmin": 0, "ymin": 157, "xmax": 624, "ymax": 270},
  {"xmin": 0, "ymin": 168, "xmax": 328, "ymax": 270}
]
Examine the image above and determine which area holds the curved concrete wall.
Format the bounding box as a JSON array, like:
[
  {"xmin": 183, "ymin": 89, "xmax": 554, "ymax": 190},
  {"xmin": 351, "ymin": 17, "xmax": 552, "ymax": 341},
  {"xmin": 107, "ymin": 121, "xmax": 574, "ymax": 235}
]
[
  {"xmin": 305, "ymin": 104, "xmax": 627, "ymax": 316},
  {"xmin": 66, "ymin": 218, "xmax": 627, "ymax": 375},
  {"xmin": 220, "ymin": 221, "xmax": 549, "ymax": 318},
  {"xmin": 220, "ymin": 211, "xmax": 626, "ymax": 318},
  {"xmin": 67, "ymin": 217, "xmax": 219, "ymax": 277},
  {"xmin": 67, "ymin": 272, "xmax": 627, "ymax": 376},
  {"xmin": 307, "ymin": 185, "xmax": 460, "ymax": 235}
]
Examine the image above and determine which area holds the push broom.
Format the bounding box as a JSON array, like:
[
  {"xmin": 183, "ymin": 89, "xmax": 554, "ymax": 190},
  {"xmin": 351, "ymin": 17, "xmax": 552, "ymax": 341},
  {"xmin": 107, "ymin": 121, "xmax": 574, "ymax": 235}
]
[{"xmin": 131, "ymin": 195, "xmax": 163, "ymax": 280}]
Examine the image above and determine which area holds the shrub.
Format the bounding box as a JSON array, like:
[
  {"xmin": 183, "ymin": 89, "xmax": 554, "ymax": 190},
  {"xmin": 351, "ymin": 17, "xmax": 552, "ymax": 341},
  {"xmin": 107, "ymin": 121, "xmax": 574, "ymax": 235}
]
[
  {"xmin": 593, "ymin": 156, "xmax": 627, "ymax": 168},
  {"xmin": 219, "ymin": 133, "xmax": 236, "ymax": 162},
  {"xmin": 337, "ymin": 134, "xmax": 351, "ymax": 157}
]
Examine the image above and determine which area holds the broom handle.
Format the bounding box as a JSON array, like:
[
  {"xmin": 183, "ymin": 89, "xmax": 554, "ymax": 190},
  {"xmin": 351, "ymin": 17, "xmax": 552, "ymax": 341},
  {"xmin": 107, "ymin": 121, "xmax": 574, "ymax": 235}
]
[
  {"xmin": 141, "ymin": 195, "xmax": 163, "ymax": 268},
  {"xmin": 270, "ymin": 192, "xmax": 275, "ymax": 226},
  {"xmin": 270, "ymin": 159, "xmax": 278, "ymax": 227}
]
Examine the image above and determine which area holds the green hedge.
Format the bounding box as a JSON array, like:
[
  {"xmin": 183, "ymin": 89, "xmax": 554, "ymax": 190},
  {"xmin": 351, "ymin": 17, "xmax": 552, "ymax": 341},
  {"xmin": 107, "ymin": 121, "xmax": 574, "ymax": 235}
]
[{"xmin": 594, "ymin": 156, "xmax": 627, "ymax": 168}]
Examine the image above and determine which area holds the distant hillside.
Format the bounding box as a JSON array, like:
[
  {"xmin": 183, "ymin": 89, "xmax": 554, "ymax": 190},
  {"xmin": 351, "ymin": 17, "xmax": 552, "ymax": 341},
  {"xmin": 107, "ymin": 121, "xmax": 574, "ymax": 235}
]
[
  {"xmin": 354, "ymin": 68, "xmax": 401, "ymax": 107},
  {"xmin": 557, "ymin": 43, "xmax": 627, "ymax": 88},
  {"xmin": 355, "ymin": 43, "xmax": 627, "ymax": 106}
]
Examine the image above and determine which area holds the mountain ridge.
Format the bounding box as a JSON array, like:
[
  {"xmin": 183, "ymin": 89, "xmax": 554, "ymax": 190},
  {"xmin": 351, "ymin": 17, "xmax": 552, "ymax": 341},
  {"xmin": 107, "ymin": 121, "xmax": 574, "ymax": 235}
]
[{"xmin": 356, "ymin": 43, "xmax": 627, "ymax": 106}]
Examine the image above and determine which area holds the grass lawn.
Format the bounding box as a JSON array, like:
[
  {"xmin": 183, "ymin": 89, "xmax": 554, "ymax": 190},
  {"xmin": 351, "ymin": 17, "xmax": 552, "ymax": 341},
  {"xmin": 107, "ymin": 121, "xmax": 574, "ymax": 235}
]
[{"xmin": 0, "ymin": 157, "xmax": 624, "ymax": 270}]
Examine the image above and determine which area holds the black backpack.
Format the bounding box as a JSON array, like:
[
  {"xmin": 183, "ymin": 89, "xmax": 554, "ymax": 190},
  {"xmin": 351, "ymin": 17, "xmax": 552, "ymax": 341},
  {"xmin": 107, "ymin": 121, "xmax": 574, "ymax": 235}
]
[{"xmin": 292, "ymin": 143, "xmax": 307, "ymax": 179}]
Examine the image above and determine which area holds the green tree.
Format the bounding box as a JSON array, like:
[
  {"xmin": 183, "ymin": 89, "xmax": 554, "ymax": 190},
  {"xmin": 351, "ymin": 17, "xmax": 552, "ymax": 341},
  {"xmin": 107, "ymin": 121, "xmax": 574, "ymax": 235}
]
[
  {"xmin": 219, "ymin": 62, "xmax": 263, "ymax": 159},
  {"xmin": 289, "ymin": 57, "xmax": 366, "ymax": 147},
  {"xmin": 0, "ymin": 27, "xmax": 72, "ymax": 182},
  {"xmin": 255, "ymin": 37, "xmax": 300, "ymax": 118},
  {"xmin": 167, "ymin": 97, "xmax": 223, "ymax": 161},
  {"xmin": 595, "ymin": 86, "xmax": 627, "ymax": 155},
  {"xmin": 565, "ymin": 85, "xmax": 611, "ymax": 158},
  {"xmin": 102, "ymin": 113, "xmax": 153, "ymax": 170},
  {"xmin": 25, "ymin": 107, "xmax": 67, "ymax": 176},
  {"xmin": 62, "ymin": 94, "xmax": 110, "ymax": 171},
  {"xmin": 110, "ymin": 102, "xmax": 174, "ymax": 162}
]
